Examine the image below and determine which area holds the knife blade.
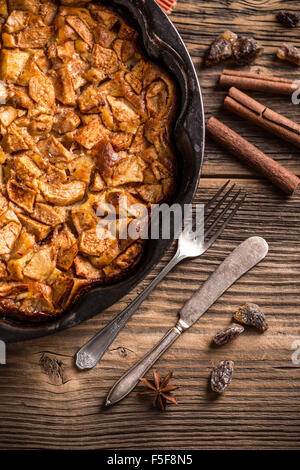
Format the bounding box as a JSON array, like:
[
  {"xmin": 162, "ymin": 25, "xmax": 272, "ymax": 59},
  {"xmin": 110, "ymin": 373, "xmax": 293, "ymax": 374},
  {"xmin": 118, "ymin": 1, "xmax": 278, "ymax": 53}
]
[{"xmin": 106, "ymin": 236, "xmax": 269, "ymax": 406}]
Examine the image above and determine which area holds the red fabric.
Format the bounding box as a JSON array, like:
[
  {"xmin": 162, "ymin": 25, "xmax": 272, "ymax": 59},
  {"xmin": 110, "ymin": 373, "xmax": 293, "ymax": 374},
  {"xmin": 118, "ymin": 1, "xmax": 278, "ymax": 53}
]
[{"xmin": 156, "ymin": 0, "xmax": 177, "ymax": 14}]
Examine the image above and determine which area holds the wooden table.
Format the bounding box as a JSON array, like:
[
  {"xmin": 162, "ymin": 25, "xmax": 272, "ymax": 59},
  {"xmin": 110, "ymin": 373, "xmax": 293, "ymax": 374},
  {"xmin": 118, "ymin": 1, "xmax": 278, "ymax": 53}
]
[{"xmin": 1, "ymin": 0, "xmax": 300, "ymax": 451}]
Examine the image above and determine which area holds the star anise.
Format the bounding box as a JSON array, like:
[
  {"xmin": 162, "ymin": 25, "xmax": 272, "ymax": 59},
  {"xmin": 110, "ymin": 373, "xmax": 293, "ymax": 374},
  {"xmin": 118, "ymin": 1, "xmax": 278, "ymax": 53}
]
[{"xmin": 139, "ymin": 369, "xmax": 179, "ymax": 410}]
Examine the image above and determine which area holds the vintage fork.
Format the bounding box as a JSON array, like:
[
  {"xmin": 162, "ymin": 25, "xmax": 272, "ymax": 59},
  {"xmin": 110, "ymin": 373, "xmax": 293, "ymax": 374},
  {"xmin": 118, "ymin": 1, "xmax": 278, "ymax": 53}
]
[{"xmin": 76, "ymin": 181, "xmax": 246, "ymax": 370}]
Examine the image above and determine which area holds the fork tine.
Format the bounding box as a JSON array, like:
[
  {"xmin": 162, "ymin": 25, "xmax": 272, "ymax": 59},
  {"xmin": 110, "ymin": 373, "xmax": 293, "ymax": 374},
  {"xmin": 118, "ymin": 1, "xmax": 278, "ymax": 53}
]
[
  {"xmin": 184, "ymin": 180, "xmax": 231, "ymax": 235},
  {"xmin": 204, "ymin": 180, "xmax": 230, "ymax": 211},
  {"xmin": 205, "ymin": 183, "xmax": 235, "ymax": 226},
  {"xmin": 205, "ymin": 193, "xmax": 247, "ymax": 248},
  {"xmin": 193, "ymin": 184, "xmax": 235, "ymax": 238},
  {"xmin": 204, "ymin": 189, "xmax": 241, "ymax": 239},
  {"xmin": 189, "ymin": 182, "xmax": 234, "ymax": 238}
]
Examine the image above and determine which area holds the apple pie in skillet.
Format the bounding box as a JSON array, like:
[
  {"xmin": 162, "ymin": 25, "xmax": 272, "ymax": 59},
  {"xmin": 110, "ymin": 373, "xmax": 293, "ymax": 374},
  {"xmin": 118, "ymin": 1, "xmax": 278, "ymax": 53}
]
[{"xmin": 0, "ymin": 0, "xmax": 177, "ymax": 321}]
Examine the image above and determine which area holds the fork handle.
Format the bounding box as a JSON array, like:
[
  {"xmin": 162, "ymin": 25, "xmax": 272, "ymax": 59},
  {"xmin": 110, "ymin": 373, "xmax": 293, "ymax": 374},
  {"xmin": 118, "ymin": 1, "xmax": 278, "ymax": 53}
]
[
  {"xmin": 75, "ymin": 251, "xmax": 186, "ymax": 370},
  {"xmin": 106, "ymin": 325, "xmax": 183, "ymax": 406}
]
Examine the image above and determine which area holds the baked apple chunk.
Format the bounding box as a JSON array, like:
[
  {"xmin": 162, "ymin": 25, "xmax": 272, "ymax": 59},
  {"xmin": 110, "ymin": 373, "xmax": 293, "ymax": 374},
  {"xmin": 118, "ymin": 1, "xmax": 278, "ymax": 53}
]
[{"xmin": 0, "ymin": 1, "xmax": 177, "ymax": 321}]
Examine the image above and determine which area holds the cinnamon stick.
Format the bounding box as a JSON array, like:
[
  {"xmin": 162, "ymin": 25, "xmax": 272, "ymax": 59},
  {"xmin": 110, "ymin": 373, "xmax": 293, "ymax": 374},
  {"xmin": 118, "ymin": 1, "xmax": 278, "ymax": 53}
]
[
  {"xmin": 220, "ymin": 69, "xmax": 298, "ymax": 95},
  {"xmin": 224, "ymin": 87, "xmax": 300, "ymax": 148},
  {"xmin": 206, "ymin": 116, "xmax": 300, "ymax": 195}
]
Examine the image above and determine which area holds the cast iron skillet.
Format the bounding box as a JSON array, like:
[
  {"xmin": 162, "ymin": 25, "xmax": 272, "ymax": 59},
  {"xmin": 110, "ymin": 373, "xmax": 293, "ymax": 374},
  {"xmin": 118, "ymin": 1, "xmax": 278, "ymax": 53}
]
[{"xmin": 0, "ymin": 0, "xmax": 205, "ymax": 342}]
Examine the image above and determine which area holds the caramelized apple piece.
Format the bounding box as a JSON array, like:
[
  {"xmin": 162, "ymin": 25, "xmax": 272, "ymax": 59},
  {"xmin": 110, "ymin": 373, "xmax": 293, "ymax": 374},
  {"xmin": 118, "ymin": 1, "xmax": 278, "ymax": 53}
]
[
  {"xmin": 53, "ymin": 107, "xmax": 81, "ymax": 134},
  {"xmin": 136, "ymin": 183, "xmax": 163, "ymax": 203},
  {"xmin": 7, "ymin": 250, "xmax": 34, "ymax": 280},
  {"xmin": 16, "ymin": 26, "xmax": 54, "ymax": 48},
  {"xmin": 0, "ymin": 260, "xmax": 8, "ymax": 278},
  {"xmin": 20, "ymin": 282, "xmax": 54, "ymax": 314},
  {"xmin": 28, "ymin": 74, "xmax": 55, "ymax": 109},
  {"xmin": 10, "ymin": 153, "xmax": 42, "ymax": 185},
  {"xmin": 112, "ymin": 156, "xmax": 146, "ymax": 186},
  {"xmin": 6, "ymin": 178, "xmax": 36, "ymax": 212},
  {"xmin": 74, "ymin": 255, "xmax": 103, "ymax": 279},
  {"xmin": 40, "ymin": 0, "xmax": 57, "ymax": 25},
  {"xmin": 75, "ymin": 119, "xmax": 109, "ymax": 149},
  {"xmin": 8, "ymin": 0, "xmax": 39, "ymax": 14},
  {"xmin": 0, "ymin": 194, "xmax": 8, "ymax": 217},
  {"xmin": 17, "ymin": 214, "xmax": 51, "ymax": 241},
  {"xmin": 66, "ymin": 15, "xmax": 93, "ymax": 47},
  {"xmin": 32, "ymin": 203, "xmax": 66, "ymax": 227},
  {"xmin": 5, "ymin": 10, "xmax": 31, "ymax": 33},
  {"xmin": 103, "ymin": 241, "xmax": 143, "ymax": 280},
  {"xmin": 0, "ymin": 0, "xmax": 8, "ymax": 16},
  {"xmin": 79, "ymin": 227, "xmax": 117, "ymax": 257},
  {"xmin": 91, "ymin": 44, "xmax": 119, "ymax": 75},
  {"xmin": 55, "ymin": 66, "xmax": 76, "ymax": 106},
  {"xmin": 23, "ymin": 245, "xmax": 56, "ymax": 281},
  {"xmin": 10, "ymin": 231, "xmax": 35, "ymax": 259},
  {"xmin": 0, "ymin": 106, "xmax": 18, "ymax": 127},
  {"xmin": 57, "ymin": 242, "xmax": 78, "ymax": 271},
  {"xmin": 71, "ymin": 207, "xmax": 97, "ymax": 233},
  {"xmin": 0, "ymin": 221, "xmax": 21, "ymax": 255},
  {"xmin": 0, "ymin": 281, "xmax": 28, "ymax": 297},
  {"xmin": 78, "ymin": 85, "xmax": 105, "ymax": 113},
  {"xmin": 39, "ymin": 180, "xmax": 86, "ymax": 205},
  {"xmin": 38, "ymin": 136, "xmax": 75, "ymax": 163},
  {"xmin": 0, "ymin": 49, "xmax": 29, "ymax": 83}
]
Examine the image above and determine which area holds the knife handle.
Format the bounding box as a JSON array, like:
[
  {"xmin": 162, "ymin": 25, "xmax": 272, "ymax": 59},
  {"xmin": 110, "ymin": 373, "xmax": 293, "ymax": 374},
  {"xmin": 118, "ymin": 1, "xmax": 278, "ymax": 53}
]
[{"xmin": 106, "ymin": 320, "xmax": 188, "ymax": 406}]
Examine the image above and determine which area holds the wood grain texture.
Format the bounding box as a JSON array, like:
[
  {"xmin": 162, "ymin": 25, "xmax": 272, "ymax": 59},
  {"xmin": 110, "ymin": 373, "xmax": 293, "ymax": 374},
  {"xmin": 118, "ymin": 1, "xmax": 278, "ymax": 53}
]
[{"xmin": 0, "ymin": 0, "xmax": 300, "ymax": 451}]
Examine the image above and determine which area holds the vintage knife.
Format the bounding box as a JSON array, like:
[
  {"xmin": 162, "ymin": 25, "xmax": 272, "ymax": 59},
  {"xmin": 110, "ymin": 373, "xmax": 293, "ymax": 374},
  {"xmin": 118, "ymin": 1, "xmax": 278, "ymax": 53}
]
[{"xmin": 106, "ymin": 236, "xmax": 268, "ymax": 406}]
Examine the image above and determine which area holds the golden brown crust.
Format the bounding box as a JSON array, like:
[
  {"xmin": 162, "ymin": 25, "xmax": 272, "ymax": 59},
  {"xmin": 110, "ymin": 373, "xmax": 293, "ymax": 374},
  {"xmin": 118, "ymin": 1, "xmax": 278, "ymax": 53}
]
[{"xmin": 0, "ymin": 1, "xmax": 177, "ymax": 321}]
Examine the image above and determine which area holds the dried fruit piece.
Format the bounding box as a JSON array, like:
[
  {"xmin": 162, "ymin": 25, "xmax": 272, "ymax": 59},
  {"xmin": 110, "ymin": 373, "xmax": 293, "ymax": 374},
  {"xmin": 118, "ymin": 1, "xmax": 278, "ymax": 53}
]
[
  {"xmin": 204, "ymin": 30, "xmax": 237, "ymax": 67},
  {"xmin": 211, "ymin": 360, "xmax": 234, "ymax": 393},
  {"xmin": 232, "ymin": 37, "xmax": 264, "ymax": 65},
  {"xmin": 276, "ymin": 11, "xmax": 299, "ymax": 28},
  {"xmin": 233, "ymin": 303, "xmax": 268, "ymax": 332},
  {"xmin": 204, "ymin": 31, "xmax": 263, "ymax": 67},
  {"xmin": 213, "ymin": 324, "xmax": 244, "ymax": 346},
  {"xmin": 139, "ymin": 369, "xmax": 179, "ymax": 410},
  {"xmin": 277, "ymin": 44, "xmax": 300, "ymax": 66}
]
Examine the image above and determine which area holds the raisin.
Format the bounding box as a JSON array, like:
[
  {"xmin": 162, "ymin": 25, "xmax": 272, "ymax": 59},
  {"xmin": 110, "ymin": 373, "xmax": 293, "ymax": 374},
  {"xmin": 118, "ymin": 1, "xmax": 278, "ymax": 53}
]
[
  {"xmin": 233, "ymin": 303, "xmax": 268, "ymax": 332},
  {"xmin": 204, "ymin": 30, "xmax": 237, "ymax": 67},
  {"xmin": 232, "ymin": 37, "xmax": 264, "ymax": 65},
  {"xmin": 276, "ymin": 11, "xmax": 299, "ymax": 28},
  {"xmin": 277, "ymin": 44, "xmax": 300, "ymax": 66},
  {"xmin": 213, "ymin": 324, "xmax": 244, "ymax": 346},
  {"xmin": 211, "ymin": 360, "xmax": 234, "ymax": 393}
]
